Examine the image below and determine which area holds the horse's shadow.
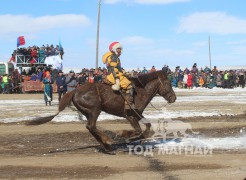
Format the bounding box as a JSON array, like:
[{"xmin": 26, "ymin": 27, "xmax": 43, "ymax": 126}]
[
  {"xmin": 48, "ymin": 142, "xmax": 130, "ymax": 155},
  {"xmin": 48, "ymin": 130, "xmax": 131, "ymax": 155}
]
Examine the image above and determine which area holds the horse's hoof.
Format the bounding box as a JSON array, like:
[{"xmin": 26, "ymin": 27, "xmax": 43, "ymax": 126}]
[
  {"xmin": 121, "ymin": 130, "xmax": 132, "ymax": 138},
  {"xmin": 102, "ymin": 146, "xmax": 116, "ymax": 155},
  {"xmin": 125, "ymin": 139, "xmax": 130, "ymax": 143},
  {"xmin": 104, "ymin": 150, "xmax": 116, "ymax": 155},
  {"xmin": 127, "ymin": 133, "xmax": 144, "ymax": 142}
]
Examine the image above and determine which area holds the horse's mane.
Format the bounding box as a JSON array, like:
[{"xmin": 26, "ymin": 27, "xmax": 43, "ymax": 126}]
[{"xmin": 130, "ymin": 70, "xmax": 166, "ymax": 87}]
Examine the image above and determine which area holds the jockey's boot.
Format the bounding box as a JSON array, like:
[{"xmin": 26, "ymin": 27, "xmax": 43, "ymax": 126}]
[
  {"xmin": 125, "ymin": 87, "xmax": 135, "ymax": 110},
  {"xmin": 112, "ymin": 78, "xmax": 120, "ymax": 91}
]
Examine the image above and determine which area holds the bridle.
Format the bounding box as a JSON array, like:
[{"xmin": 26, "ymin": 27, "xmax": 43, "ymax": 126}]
[
  {"xmin": 137, "ymin": 76, "xmax": 169, "ymax": 111},
  {"xmin": 155, "ymin": 77, "xmax": 170, "ymax": 108}
]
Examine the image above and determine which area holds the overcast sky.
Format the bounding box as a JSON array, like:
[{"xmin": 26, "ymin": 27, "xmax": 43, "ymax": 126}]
[{"xmin": 0, "ymin": 0, "xmax": 246, "ymax": 70}]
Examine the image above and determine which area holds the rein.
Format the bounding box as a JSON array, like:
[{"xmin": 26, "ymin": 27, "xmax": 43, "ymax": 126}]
[
  {"xmin": 137, "ymin": 76, "xmax": 168, "ymax": 111},
  {"xmin": 119, "ymin": 91, "xmax": 144, "ymax": 120},
  {"xmin": 148, "ymin": 78, "xmax": 169, "ymax": 111}
]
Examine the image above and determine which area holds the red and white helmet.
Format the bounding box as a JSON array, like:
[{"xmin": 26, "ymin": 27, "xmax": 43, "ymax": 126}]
[{"xmin": 109, "ymin": 42, "xmax": 122, "ymax": 55}]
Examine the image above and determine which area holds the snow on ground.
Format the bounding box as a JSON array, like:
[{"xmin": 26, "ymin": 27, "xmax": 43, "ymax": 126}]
[
  {"xmin": 154, "ymin": 135, "xmax": 246, "ymax": 151},
  {"xmin": 0, "ymin": 87, "xmax": 245, "ymax": 123}
]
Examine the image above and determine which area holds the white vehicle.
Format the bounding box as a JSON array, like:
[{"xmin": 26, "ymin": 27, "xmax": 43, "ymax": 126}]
[{"xmin": 0, "ymin": 62, "xmax": 14, "ymax": 76}]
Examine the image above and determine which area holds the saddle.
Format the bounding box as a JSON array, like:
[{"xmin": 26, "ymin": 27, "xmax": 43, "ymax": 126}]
[
  {"xmin": 102, "ymin": 76, "xmax": 113, "ymax": 86},
  {"xmin": 102, "ymin": 76, "xmax": 135, "ymax": 110}
]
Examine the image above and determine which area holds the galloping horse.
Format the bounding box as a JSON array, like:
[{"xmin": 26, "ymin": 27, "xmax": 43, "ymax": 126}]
[{"xmin": 27, "ymin": 70, "xmax": 176, "ymax": 152}]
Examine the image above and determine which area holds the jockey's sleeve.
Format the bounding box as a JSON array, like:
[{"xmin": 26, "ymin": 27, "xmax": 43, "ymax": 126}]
[
  {"xmin": 117, "ymin": 65, "xmax": 123, "ymax": 73},
  {"xmin": 110, "ymin": 54, "xmax": 118, "ymax": 63}
]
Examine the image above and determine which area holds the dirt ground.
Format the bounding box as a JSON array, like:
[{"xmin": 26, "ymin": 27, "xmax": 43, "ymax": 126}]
[{"xmin": 0, "ymin": 93, "xmax": 246, "ymax": 180}]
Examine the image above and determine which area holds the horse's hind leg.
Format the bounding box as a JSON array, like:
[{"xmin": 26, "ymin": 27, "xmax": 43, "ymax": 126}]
[{"xmin": 86, "ymin": 111, "xmax": 112, "ymax": 151}]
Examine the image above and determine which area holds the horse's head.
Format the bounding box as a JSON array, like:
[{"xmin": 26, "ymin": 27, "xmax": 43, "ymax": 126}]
[
  {"xmin": 133, "ymin": 70, "xmax": 176, "ymax": 103},
  {"xmin": 157, "ymin": 72, "xmax": 176, "ymax": 103}
]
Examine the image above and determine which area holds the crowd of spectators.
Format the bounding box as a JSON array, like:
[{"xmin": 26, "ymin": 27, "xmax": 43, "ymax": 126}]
[
  {"xmin": 10, "ymin": 44, "xmax": 64, "ymax": 64},
  {"xmin": 0, "ymin": 69, "xmax": 21, "ymax": 94},
  {"xmin": 165, "ymin": 63, "xmax": 246, "ymax": 89},
  {"xmin": 1, "ymin": 63, "xmax": 245, "ymax": 94}
]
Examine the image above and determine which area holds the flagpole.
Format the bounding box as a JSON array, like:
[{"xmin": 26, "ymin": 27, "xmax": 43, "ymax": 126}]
[
  {"xmin": 16, "ymin": 37, "xmax": 22, "ymax": 83},
  {"xmin": 208, "ymin": 36, "xmax": 212, "ymax": 69},
  {"xmin": 95, "ymin": 0, "xmax": 101, "ymax": 69}
]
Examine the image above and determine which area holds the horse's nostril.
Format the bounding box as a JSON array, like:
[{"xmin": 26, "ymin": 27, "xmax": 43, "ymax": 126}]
[{"xmin": 169, "ymin": 96, "xmax": 176, "ymax": 103}]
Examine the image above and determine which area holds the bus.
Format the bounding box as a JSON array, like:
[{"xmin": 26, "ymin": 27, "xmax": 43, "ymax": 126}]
[{"xmin": 0, "ymin": 62, "xmax": 14, "ymax": 76}]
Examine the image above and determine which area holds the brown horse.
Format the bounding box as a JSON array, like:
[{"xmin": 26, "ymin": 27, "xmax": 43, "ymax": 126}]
[{"xmin": 27, "ymin": 70, "xmax": 176, "ymax": 152}]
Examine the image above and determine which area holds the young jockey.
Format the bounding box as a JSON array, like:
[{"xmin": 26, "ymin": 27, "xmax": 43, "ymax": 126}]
[{"xmin": 102, "ymin": 42, "xmax": 135, "ymax": 109}]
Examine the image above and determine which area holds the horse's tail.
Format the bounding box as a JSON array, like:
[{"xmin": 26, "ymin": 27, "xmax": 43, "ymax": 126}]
[
  {"xmin": 26, "ymin": 90, "xmax": 76, "ymax": 126},
  {"xmin": 26, "ymin": 113, "xmax": 59, "ymax": 125},
  {"xmin": 59, "ymin": 90, "xmax": 76, "ymax": 112}
]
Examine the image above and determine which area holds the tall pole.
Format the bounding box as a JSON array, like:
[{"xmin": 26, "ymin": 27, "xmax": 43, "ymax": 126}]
[
  {"xmin": 208, "ymin": 36, "xmax": 212, "ymax": 69},
  {"xmin": 95, "ymin": 0, "xmax": 101, "ymax": 69}
]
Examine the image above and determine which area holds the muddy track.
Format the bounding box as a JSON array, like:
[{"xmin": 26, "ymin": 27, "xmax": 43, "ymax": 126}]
[{"xmin": 1, "ymin": 92, "xmax": 246, "ymax": 179}]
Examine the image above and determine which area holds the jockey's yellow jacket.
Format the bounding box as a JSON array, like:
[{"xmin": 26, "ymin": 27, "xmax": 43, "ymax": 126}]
[{"xmin": 102, "ymin": 51, "xmax": 131, "ymax": 89}]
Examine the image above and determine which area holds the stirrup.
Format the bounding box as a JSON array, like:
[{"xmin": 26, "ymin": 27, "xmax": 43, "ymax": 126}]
[{"xmin": 125, "ymin": 97, "xmax": 135, "ymax": 110}]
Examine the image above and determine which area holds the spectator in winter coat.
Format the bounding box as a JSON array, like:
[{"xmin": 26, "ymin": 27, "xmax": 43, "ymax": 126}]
[
  {"xmin": 66, "ymin": 70, "xmax": 78, "ymax": 92},
  {"xmin": 78, "ymin": 73, "xmax": 87, "ymax": 85},
  {"xmin": 56, "ymin": 70, "xmax": 67, "ymax": 101},
  {"xmin": 238, "ymin": 69, "xmax": 245, "ymax": 88},
  {"xmin": 183, "ymin": 72, "xmax": 188, "ymax": 88},
  {"xmin": 171, "ymin": 77, "xmax": 178, "ymax": 87},
  {"xmin": 30, "ymin": 73, "xmax": 37, "ymax": 81},
  {"xmin": 192, "ymin": 73, "xmax": 198, "ymax": 87},
  {"xmin": 2, "ymin": 74, "xmax": 10, "ymax": 93},
  {"xmin": 142, "ymin": 67, "xmax": 148, "ymax": 74},
  {"xmin": 88, "ymin": 72, "xmax": 94, "ymax": 83},
  {"xmin": 37, "ymin": 68, "xmax": 43, "ymax": 81},
  {"xmin": 43, "ymin": 71, "xmax": 53, "ymax": 106},
  {"xmin": 223, "ymin": 71, "xmax": 229, "ymax": 88},
  {"xmin": 199, "ymin": 75, "xmax": 204, "ymax": 87},
  {"xmin": 187, "ymin": 72, "xmax": 193, "ymax": 89},
  {"xmin": 162, "ymin": 65, "xmax": 170, "ymax": 74},
  {"xmin": 12, "ymin": 69, "xmax": 20, "ymax": 93},
  {"xmin": 212, "ymin": 66, "xmax": 218, "ymax": 73},
  {"xmin": 216, "ymin": 73, "xmax": 223, "ymax": 88},
  {"xmin": 150, "ymin": 66, "xmax": 156, "ymax": 72},
  {"xmin": 183, "ymin": 67, "xmax": 190, "ymax": 74},
  {"xmin": 203, "ymin": 66, "xmax": 211, "ymax": 73},
  {"xmin": 38, "ymin": 47, "xmax": 45, "ymax": 63},
  {"xmin": 0, "ymin": 75, "xmax": 2, "ymax": 93}
]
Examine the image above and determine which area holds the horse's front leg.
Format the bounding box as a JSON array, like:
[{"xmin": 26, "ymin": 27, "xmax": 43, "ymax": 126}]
[
  {"xmin": 121, "ymin": 116, "xmax": 144, "ymax": 141},
  {"xmin": 142, "ymin": 122, "xmax": 151, "ymax": 138},
  {"xmin": 127, "ymin": 121, "xmax": 151, "ymax": 141}
]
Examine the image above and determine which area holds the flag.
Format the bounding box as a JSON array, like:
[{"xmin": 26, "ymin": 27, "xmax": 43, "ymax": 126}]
[
  {"xmin": 58, "ymin": 39, "xmax": 64, "ymax": 59},
  {"xmin": 58, "ymin": 39, "xmax": 62, "ymax": 51},
  {"xmin": 44, "ymin": 55, "xmax": 63, "ymax": 70},
  {"xmin": 17, "ymin": 36, "xmax": 25, "ymax": 47},
  {"xmin": 8, "ymin": 55, "xmax": 16, "ymax": 63}
]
